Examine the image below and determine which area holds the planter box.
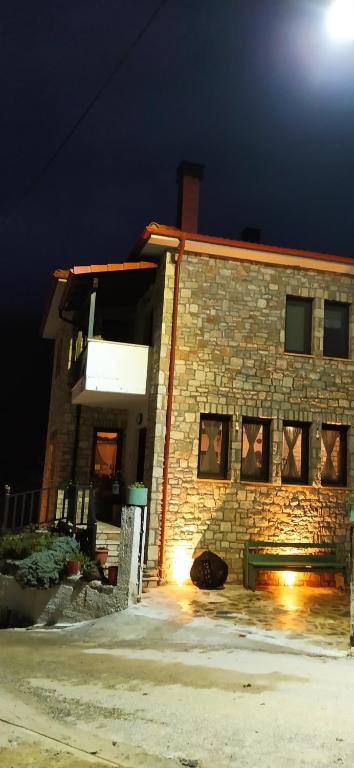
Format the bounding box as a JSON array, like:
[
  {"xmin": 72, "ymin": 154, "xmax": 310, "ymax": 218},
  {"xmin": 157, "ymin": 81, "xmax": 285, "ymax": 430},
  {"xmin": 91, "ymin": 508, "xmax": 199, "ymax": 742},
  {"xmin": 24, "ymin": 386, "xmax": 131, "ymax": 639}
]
[{"xmin": 127, "ymin": 486, "xmax": 148, "ymax": 506}]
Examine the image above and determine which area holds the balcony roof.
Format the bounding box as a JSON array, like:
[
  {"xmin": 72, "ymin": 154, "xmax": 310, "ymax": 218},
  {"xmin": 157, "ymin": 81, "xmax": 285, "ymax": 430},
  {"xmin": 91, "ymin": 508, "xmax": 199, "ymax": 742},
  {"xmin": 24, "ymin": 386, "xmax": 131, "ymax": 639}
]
[
  {"xmin": 60, "ymin": 260, "xmax": 157, "ymax": 312},
  {"xmin": 43, "ymin": 261, "xmax": 157, "ymax": 338}
]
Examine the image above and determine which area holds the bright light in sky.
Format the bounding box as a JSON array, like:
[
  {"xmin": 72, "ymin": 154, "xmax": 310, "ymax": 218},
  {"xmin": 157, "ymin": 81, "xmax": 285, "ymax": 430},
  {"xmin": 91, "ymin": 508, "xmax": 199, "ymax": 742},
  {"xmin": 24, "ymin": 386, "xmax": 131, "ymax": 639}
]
[{"xmin": 326, "ymin": 0, "xmax": 354, "ymax": 42}]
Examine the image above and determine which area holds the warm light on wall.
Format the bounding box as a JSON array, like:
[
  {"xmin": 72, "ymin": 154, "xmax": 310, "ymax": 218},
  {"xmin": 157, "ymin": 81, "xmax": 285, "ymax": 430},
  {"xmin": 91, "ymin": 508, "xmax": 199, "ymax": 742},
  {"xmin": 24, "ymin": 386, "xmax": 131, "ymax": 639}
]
[
  {"xmin": 172, "ymin": 544, "xmax": 193, "ymax": 586},
  {"xmin": 283, "ymin": 571, "xmax": 296, "ymax": 588}
]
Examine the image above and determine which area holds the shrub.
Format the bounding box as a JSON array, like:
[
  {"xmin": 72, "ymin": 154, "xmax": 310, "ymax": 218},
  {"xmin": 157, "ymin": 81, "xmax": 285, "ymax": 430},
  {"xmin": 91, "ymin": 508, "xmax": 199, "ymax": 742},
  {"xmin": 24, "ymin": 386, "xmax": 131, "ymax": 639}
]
[
  {"xmin": 0, "ymin": 529, "xmax": 54, "ymax": 561},
  {"xmin": 16, "ymin": 536, "xmax": 80, "ymax": 589}
]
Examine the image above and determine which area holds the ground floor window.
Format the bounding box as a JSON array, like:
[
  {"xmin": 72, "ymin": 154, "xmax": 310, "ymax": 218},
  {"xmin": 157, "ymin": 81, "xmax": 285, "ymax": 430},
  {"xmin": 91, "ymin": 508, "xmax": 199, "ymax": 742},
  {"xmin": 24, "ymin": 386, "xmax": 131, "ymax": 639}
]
[
  {"xmin": 198, "ymin": 414, "xmax": 230, "ymax": 479},
  {"xmin": 281, "ymin": 422, "xmax": 309, "ymax": 484},
  {"xmin": 241, "ymin": 418, "xmax": 270, "ymax": 482},
  {"xmin": 321, "ymin": 425, "xmax": 347, "ymax": 486}
]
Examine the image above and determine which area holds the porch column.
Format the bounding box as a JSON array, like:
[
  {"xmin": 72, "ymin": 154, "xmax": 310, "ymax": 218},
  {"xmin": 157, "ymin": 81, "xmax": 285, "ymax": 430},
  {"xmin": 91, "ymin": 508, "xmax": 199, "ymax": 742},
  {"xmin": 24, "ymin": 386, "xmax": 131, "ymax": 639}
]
[{"xmin": 88, "ymin": 277, "xmax": 98, "ymax": 339}]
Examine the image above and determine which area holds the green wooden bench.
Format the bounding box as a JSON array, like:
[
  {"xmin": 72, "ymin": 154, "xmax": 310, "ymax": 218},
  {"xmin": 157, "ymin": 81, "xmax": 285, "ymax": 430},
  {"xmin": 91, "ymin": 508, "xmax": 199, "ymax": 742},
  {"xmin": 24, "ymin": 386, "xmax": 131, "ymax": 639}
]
[{"xmin": 243, "ymin": 540, "xmax": 346, "ymax": 591}]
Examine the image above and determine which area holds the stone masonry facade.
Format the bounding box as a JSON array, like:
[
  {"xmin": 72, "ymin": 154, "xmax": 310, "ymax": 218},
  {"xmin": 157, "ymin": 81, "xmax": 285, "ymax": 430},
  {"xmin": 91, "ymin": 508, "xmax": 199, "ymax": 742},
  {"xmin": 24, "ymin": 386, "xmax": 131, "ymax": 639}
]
[
  {"xmin": 143, "ymin": 254, "xmax": 174, "ymax": 573},
  {"xmin": 148, "ymin": 251, "xmax": 354, "ymax": 584}
]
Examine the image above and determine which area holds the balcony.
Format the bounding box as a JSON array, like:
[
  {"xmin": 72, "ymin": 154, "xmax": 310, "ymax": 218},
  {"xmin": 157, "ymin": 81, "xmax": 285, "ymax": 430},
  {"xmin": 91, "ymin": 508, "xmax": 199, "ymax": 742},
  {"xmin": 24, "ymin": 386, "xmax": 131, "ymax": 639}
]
[{"xmin": 71, "ymin": 339, "xmax": 150, "ymax": 407}]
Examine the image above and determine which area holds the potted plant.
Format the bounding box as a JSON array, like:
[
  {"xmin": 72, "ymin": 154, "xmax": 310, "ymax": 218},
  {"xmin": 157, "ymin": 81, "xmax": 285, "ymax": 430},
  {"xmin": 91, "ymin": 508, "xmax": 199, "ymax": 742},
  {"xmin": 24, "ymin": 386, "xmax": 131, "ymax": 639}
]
[
  {"xmin": 65, "ymin": 551, "xmax": 87, "ymax": 577},
  {"xmin": 127, "ymin": 482, "xmax": 148, "ymax": 506},
  {"xmin": 95, "ymin": 547, "xmax": 109, "ymax": 566}
]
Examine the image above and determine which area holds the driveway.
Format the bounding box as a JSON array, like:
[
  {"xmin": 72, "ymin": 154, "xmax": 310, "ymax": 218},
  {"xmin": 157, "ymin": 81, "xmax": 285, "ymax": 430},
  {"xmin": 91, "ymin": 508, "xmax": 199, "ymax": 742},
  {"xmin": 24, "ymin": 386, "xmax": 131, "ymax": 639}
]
[{"xmin": 0, "ymin": 584, "xmax": 353, "ymax": 768}]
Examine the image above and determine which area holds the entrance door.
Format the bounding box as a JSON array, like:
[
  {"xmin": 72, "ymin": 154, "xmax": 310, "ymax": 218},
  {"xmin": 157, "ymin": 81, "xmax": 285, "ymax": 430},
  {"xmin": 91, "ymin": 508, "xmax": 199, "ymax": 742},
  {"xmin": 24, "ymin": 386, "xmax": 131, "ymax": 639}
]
[{"xmin": 91, "ymin": 429, "xmax": 123, "ymax": 522}]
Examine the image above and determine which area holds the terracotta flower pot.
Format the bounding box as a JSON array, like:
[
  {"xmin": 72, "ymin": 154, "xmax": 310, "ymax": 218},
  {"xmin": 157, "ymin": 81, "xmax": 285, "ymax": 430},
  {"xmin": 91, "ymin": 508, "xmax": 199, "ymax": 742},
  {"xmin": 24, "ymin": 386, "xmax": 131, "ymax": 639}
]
[
  {"xmin": 95, "ymin": 548, "xmax": 109, "ymax": 566},
  {"xmin": 66, "ymin": 559, "xmax": 81, "ymax": 576}
]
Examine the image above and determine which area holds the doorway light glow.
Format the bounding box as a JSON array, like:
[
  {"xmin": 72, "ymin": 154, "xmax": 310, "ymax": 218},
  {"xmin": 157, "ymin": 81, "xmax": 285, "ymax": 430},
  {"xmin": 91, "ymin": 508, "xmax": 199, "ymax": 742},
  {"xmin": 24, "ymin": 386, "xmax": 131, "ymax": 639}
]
[{"xmin": 326, "ymin": 0, "xmax": 354, "ymax": 42}]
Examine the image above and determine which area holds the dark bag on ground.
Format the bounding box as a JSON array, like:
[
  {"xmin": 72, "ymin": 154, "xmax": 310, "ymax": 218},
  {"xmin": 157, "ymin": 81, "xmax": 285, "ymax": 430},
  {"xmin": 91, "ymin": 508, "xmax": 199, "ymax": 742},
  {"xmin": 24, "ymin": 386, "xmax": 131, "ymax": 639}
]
[{"xmin": 190, "ymin": 550, "xmax": 228, "ymax": 589}]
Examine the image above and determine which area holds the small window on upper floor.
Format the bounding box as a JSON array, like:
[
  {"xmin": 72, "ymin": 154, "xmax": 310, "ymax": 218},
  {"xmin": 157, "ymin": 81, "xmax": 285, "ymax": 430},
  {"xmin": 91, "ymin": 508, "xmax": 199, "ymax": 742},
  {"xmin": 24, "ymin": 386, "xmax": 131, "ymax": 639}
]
[
  {"xmin": 321, "ymin": 425, "xmax": 347, "ymax": 487},
  {"xmin": 241, "ymin": 418, "xmax": 271, "ymax": 483},
  {"xmin": 285, "ymin": 296, "xmax": 312, "ymax": 355},
  {"xmin": 323, "ymin": 301, "xmax": 349, "ymax": 359},
  {"xmin": 281, "ymin": 422, "xmax": 310, "ymax": 485},
  {"xmin": 197, "ymin": 414, "xmax": 230, "ymax": 480}
]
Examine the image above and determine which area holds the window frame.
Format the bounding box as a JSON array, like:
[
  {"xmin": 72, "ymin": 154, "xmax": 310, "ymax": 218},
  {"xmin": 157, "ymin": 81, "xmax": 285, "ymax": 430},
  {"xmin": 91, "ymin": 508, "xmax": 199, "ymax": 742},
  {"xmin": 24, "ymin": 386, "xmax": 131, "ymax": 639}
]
[
  {"xmin": 240, "ymin": 417, "xmax": 271, "ymax": 483},
  {"xmin": 90, "ymin": 427, "xmax": 123, "ymax": 482},
  {"xmin": 320, "ymin": 424, "xmax": 348, "ymax": 487},
  {"xmin": 197, "ymin": 413, "xmax": 230, "ymax": 481},
  {"xmin": 281, "ymin": 421, "xmax": 310, "ymax": 485},
  {"xmin": 285, "ymin": 296, "xmax": 313, "ymax": 355},
  {"xmin": 323, "ymin": 300, "xmax": 349, "ymax": 359}
]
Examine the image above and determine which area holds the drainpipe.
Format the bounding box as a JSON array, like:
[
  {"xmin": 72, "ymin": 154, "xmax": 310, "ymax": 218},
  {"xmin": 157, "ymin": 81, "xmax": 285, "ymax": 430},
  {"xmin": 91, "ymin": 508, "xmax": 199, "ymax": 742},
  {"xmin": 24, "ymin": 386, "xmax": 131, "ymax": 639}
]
[{"xmin": 159, "ymin": 237, "xmax": 186, "ymax": 581}]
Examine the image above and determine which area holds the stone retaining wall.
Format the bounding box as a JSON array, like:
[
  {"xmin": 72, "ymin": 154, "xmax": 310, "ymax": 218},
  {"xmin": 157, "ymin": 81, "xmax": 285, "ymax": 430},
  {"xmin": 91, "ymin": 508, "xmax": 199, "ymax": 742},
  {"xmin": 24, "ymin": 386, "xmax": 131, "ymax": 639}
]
[
  {"xmin": 0, "ymin": 575, "xmax": 124, "ymax": 626},
  {"xmin": 0, "ymin": 506, "xmax": 143, "ymax": 627}
]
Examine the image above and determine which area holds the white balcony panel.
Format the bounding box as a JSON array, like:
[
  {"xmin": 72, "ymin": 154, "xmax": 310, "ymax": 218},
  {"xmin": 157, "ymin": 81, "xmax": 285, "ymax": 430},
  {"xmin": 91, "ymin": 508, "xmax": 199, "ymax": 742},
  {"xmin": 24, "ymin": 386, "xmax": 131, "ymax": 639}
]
[{"xmin": 72, "ymin": 339, "xmax": 149, "ymax": 407}]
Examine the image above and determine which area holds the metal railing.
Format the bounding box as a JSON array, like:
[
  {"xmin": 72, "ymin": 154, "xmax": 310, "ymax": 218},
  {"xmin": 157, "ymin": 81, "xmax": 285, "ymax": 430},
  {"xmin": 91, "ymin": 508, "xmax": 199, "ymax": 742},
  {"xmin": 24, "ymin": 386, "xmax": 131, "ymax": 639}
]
[
  {"xmin": 68, "ymin": 346, "xmax": 87, "ymax": 386},
  {"xmin": 0, "ymin": 482, "xmax": 97, "ymax": 560}
]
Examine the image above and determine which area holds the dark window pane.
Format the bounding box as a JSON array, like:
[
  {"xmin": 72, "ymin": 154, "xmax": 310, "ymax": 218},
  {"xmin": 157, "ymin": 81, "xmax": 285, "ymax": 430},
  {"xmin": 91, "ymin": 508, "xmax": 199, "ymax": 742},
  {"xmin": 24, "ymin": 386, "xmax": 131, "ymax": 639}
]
[
  {"xmin": 323, "ymin": 301, "xmax": 349, "ymax": 358},
  {"xmin": 241, "ymin": 419, "xmax": 270, "ymax": 482},
  {"xmin": 198, "ymin": 415, "xmax": 230, "ymax": 479},
  {"xmin": 282, "ymin": 422, "xmax": 309, "ymax": 484},
  {"xmin": 321, "ymin": 425, "xmax": 347, "ymax": 486},
  {"xmin": 285, "ymin": 297, "xmax": 312, "ymax": 354}
]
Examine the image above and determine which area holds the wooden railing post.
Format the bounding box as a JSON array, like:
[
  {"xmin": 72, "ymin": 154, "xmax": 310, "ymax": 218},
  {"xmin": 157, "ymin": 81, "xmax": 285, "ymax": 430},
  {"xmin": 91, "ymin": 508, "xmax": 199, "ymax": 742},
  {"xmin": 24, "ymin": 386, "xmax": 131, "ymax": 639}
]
[
  {"xmin": 2, "ymin": 485, "xmax": 11, "ymax": 531},
  {"xmin": 87, "ymin": 482, "xmax": 97, "ymax": 561},
  {"xmin": 66, "ymin": 481, "xmax": 76, "ymax": 527}
]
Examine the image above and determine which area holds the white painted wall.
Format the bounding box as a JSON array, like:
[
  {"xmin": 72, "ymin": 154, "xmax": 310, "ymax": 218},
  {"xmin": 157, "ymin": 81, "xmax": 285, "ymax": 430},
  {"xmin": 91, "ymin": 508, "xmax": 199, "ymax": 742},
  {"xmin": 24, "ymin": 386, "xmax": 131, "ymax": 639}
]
[{"xmin": 85, "ymin": 339, "xmax": 149, "ymax": 396}]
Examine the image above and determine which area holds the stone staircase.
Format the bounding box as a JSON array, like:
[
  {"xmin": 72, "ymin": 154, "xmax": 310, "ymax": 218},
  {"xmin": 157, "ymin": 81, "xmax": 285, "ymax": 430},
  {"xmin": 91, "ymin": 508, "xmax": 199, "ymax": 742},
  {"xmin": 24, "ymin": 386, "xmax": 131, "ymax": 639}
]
[{"xmin": 96, "ymin": 522, "xmax": 121, "ymax": 569}]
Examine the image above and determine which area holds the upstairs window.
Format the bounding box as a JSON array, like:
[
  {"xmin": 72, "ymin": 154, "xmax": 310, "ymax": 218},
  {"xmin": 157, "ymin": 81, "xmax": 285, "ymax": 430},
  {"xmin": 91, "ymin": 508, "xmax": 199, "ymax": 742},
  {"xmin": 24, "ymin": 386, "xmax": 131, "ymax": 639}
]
[
  {"xmin": 321, "ymin": 425, "xmax": 347, "ymax": 487},
  {"xmin": 323, "ymin": 301, "xmax": 349, "ymax": 359},
  {"xmin": 281, "ymin": 422, "xmax": 309, "ymax": 485},
  {"xmin": 198, "ymin": 415, "xmax": 230, "ymax": 480},
  {"xmin": 285, "ymin": 296, "xmax": 312, "ymax": 354},
  {"xmin": 241, "ymin": 418, "xmax": 270, "ymax": 482}
]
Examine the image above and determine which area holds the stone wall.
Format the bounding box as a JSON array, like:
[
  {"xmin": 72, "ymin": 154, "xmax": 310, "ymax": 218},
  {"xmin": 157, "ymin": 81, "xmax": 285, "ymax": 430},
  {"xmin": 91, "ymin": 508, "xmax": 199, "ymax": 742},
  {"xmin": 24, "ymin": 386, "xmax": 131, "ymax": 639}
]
[
  {"xmin": 0, "ymin": 506, "xmax": 144, "ymax": 626},
  {"xmin": 155, "ymin": 252, "xmax": 354, "ymax": 582},
  {"xmin": 0, "ymin": 576, "xmax": 125, "ymax": 626},
  {"xmin": 143, "ymin": 254, "xmax": 174, "ymax": 572}
]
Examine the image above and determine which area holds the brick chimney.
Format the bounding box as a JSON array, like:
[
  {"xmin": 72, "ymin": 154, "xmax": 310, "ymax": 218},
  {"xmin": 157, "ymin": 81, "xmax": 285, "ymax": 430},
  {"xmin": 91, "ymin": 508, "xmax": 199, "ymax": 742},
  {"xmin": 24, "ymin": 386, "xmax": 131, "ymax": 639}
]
[{"xmin": 176, "ymin": 160, "xmax": 204, "ymax": 232}]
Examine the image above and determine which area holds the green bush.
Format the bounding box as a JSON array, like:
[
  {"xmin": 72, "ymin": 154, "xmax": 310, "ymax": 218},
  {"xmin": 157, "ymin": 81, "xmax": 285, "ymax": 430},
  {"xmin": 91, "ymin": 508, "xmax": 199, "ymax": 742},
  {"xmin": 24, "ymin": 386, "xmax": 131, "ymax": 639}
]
[
  {"xmin": 0, "ymin": 529, "xmax": 54, "ymax": 561},
  {"xmin": 16, "ymin": 536, "xmax": 80, "ymax": 589}
]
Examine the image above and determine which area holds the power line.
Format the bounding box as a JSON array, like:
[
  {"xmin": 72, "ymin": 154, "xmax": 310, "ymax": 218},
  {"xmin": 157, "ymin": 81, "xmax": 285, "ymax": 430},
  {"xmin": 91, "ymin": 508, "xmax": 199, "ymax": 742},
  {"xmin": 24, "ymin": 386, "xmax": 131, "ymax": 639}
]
[{"xmin": 1, "ymin": 0, "xmax": 169, "ymax": 229}]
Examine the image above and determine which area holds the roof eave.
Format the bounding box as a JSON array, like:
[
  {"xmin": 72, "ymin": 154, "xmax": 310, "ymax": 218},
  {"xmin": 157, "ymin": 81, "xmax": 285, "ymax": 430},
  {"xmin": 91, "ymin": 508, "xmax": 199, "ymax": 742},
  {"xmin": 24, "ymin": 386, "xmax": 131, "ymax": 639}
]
[{"xmin": 132, "ymin": 223, "xmax": 354, "ymax": 274}]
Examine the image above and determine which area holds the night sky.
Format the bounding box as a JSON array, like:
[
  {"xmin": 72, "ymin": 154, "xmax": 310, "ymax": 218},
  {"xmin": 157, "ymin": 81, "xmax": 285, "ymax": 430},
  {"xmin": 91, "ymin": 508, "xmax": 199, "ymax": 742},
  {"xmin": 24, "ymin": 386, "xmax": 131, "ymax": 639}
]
[{"xmin": 2, "ymin": 0, "xmax": 354, "ymax": 490}]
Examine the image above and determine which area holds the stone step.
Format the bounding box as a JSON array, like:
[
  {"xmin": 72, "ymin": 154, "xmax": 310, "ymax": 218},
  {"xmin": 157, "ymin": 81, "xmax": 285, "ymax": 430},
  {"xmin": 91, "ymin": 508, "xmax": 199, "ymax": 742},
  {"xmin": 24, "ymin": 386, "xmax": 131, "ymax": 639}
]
[{"xmin": 95, "ymin": 533, "xmax": 120, "ymax": 569}]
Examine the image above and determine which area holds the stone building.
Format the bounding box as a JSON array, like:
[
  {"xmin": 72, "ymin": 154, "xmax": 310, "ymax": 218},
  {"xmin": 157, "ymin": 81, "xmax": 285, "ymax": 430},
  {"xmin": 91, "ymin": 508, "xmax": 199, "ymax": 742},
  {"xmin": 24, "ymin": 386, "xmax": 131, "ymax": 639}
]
[{"xmin": 42, "ymin": 163, "xmax": 354, "ymax": 585}]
